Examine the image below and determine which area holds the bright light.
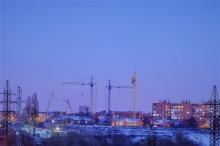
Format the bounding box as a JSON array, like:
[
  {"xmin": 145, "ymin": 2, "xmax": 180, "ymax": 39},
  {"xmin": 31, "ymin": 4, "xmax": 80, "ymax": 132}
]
[{"xmin": 54, "ymin": 126, "xmax": 61, "ymax": 132}]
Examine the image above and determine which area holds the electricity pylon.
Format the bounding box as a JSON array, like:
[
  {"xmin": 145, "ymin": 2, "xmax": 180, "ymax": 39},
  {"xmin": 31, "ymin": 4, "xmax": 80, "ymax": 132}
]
[{"xmin": 208, "ymin": 85, "xmax": 220, "ymax": 146}]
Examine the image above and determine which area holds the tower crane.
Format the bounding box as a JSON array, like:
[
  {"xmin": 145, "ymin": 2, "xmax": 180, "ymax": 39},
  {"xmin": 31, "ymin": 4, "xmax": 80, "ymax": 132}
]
[
  {"xmin": 132, "ymin": 71, "xmax": 136, "ymax": 112},
  {"xmin": 62, "ymin": 77, "xmax": 96, "ymax": 113},
  {"xmin": 46, "ymin": 91, "xmax": 55, "ymax": 120},
  {"xmin": 106, "ymin": 80, "xmax": 132, "ymax": 113},
  {"xmin": 62, "ymin": 99, "xmax": 73, "ymax": 113}
]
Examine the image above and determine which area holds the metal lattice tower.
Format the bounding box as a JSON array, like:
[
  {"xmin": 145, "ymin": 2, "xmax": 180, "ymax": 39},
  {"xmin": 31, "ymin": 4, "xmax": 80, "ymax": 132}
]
[
  {"xmin": 132, "ymin": 71, "xmax": 136, "ymax": 112},
  {"xmin": 90, "ymin": 77, "xmax": 94, "ymax": 113},
  {"xmin": 62, "ymin": 76, "xmax": 96, "ymax": 113},
  {"xmin": 16, "ymin": 87, "xmax": 23, "ymax": 121},
  {"xmin": 0, "ymin": 80, "xmax": 15, "ymax": 135},
  {"xmin": 107, "ymin": 80, "xmax": 111, "ymax": 113},
  {"xmin": 209, "ymin": 85, "xmax": 220, "ymax": 146},
  {"xmin": 106, "ymin": 80, "xmax": 132, "ymax": 113}
]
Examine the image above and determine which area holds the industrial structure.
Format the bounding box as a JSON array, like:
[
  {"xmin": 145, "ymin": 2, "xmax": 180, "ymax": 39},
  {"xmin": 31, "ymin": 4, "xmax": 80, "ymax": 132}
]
[
  {"xmin": 16, "ymin": 86, "xmax": 23, "ymax": 121},
  {"xmin": 1, "ymin": 79, "xmax": 219, "ymax": 146},
  {"xmin": 132, "ymin": 71, "xmax": 136, "ymax": 112},
  {"xmin": 106, "ymin": 80, "xmax": 132, "ymax": 113},
  {"xmin": 62, "ymin": 99, "xmax": 73, "ymax": 113},
  {"xmin": 46, "ymin": 91, "xmax": 55, "ymax": 120},
  {"xmin": 208, "ymin": 85, "xmax": 220, "ymax": 146},
  {"xmin": 0, "ymin": 80, "xmax": 18, "ymax": 136},
  {"xmin": 62, "ymin": 76, "xmax": 96, "ymax": 113}
]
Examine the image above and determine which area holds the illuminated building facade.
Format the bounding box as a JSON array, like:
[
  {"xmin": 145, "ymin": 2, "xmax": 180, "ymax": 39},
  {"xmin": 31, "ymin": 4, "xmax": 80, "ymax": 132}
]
[{"xmin": 152, "ymin": 100, "xmax": 210, "ymax": 128}]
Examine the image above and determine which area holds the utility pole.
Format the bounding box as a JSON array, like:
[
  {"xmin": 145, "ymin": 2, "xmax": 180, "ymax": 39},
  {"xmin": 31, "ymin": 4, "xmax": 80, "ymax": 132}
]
[
  {"xmin": 208, "ymin": 85, "xmax": 220, "ymax": 146},
  {"xmin": 106, "ymin": 80, "xmax": 132, "ymax": 113},
  {"xmin": 62, "ymin": 76, "xmax": 97, "ymax": 113}
]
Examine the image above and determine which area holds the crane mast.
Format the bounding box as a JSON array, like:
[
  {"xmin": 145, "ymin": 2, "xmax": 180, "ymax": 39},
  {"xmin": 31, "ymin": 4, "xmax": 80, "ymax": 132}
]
[
  {"xmin": 107, "ymin": 80, "xmax": 132, "ymax": 113},
  {"xmin": 62, "ymin": 76, "xmax": 96, "ymax": 113},
  {"xmin": 90, "ymin": 77, "xmax": 94, "ymax": 114},
  {"xmin": 132, "ymin": 71, "xmax": 136, "ymax": 112},
  {"xmin": 46, "ymin": 91, "xmax": 55, "ymax": 119},
  {"xmin": 107, "ymin": 80, "xmax": 111, "ymax": 113}
]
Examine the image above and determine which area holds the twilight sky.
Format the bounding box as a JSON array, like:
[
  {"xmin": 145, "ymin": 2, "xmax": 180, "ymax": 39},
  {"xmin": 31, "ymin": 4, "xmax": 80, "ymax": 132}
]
[{"xmin": 0, "ymin": 0, "xmax": 219, "ymax": 113}]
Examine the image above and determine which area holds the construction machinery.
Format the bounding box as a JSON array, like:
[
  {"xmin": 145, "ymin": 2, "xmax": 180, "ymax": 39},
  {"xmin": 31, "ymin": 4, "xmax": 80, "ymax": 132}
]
[
  {"xmin": 62, "ymin": 99, "xmax": 73, "ymax": 113},
  {"xmin": 46, "ymin": 91, "xmax": 55, "ymax": 119},
  {"xmin": 62, "ymin": 76, "xmax": 97, "ymax": 113},
  {"xmin": 106, "ymin": 80, "xmax": 132, "ymax": 113},
  {"xmin": 132, "ymin": 71, "xmax": 136, "ymax": 112}
]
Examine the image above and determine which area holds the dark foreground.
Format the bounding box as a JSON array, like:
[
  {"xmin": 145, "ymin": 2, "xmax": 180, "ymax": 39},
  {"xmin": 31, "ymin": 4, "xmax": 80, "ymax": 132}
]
[{"xmin": 4, "ymin": 131, "xmax": 202, "ymax": 146}]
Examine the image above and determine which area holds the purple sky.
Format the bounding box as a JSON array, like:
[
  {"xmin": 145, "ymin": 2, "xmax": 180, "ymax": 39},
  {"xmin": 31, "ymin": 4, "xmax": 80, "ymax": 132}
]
[{"xmin": 0, "ymin": 0, "xmax": 219, "ymax": 113}]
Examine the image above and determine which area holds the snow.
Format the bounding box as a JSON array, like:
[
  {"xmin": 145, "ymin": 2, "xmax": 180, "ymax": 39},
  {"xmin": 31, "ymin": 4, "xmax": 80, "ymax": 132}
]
[{"xmin": 20, "ymin": 125, "xmax": 210, "ymax": 146}]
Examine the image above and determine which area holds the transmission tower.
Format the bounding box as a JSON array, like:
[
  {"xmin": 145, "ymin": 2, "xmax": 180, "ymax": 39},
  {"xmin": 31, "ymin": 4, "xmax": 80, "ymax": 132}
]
[
  {"xmin": 208, "ymin": 85, "xmax": 220, "ymax": 146},
  {"xmin": 16, "ymin": 87, "xmax": 23, "ymax": 121},
  {"xmin": 0, "ymin": 80, "xmax": 16, "ymax": 136}
]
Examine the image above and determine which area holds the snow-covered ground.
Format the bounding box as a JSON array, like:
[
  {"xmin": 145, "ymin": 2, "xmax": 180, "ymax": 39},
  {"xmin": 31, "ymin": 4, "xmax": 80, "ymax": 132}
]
[
  {"xmin": 180, "ymin": 129, "xmax": 210, "ymax": 146},
  {"xmin": 21, "ymin": 125, "xmax": 210, "ymax": 146},
  {"xmin": 65, "ymin": 125, "xmax": 209, "ymax": 145}
]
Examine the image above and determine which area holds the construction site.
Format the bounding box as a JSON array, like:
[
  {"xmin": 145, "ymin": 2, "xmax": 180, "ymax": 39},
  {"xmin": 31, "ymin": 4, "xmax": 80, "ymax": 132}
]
[{"xmin": 0, "ymin": 73, "xmax": 219, "ymax": 146}]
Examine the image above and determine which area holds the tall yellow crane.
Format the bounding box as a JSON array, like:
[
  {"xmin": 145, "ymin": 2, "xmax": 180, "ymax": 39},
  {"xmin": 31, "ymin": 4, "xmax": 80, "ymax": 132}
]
[{"xmin": 132, "ymin": 71, "xmax": 136, "ymax": 112}]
